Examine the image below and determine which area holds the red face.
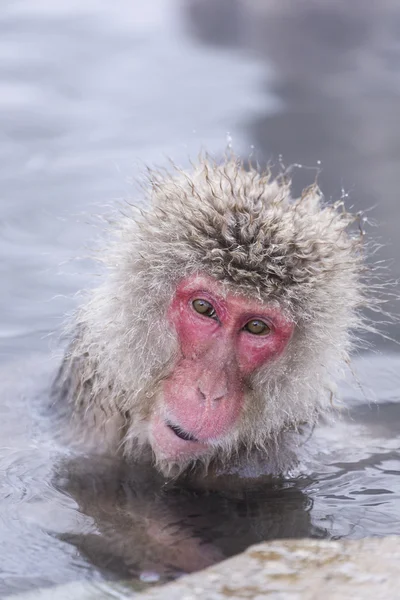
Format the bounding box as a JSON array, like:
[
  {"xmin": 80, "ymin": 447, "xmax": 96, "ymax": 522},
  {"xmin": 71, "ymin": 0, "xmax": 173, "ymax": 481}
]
[{"xmin": 150, "ymin": 274, "xmax": 294, "ymax": 463}]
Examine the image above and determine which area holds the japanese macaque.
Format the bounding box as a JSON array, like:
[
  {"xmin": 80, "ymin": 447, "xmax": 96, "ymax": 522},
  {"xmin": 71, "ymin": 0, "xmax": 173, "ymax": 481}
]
[{"xmin": 54, "ymin": 156, "xmax": 368, "ymax": 482}]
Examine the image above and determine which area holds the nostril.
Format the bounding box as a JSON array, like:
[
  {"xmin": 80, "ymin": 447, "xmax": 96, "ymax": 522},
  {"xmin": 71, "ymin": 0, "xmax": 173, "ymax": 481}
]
[
  {"xmin": 213, "ymin": 395, "xmax": 224, "ymax": 403},
  {"xmin": 197, "ymin": 386, "xmax": 224, "ymax": 403}
]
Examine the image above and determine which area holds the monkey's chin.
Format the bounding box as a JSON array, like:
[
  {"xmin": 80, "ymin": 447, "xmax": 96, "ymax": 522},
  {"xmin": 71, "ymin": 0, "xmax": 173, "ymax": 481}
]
[{"xmin": 150, "ymin": 414, "xmax": 210, "ymax": 464}]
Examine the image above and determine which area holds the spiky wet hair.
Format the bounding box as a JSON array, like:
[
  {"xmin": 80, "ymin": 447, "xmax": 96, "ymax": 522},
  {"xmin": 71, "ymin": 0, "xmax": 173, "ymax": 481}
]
[{"xmin": 58, "ymin": 156, "xmax": 368, "ymax": 475}]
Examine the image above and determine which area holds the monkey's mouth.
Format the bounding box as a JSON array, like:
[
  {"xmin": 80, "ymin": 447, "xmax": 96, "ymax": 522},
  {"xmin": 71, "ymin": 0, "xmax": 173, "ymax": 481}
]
[{"xmin": 166, "ymin": 421, "xmax": 199, "ymax": 443}]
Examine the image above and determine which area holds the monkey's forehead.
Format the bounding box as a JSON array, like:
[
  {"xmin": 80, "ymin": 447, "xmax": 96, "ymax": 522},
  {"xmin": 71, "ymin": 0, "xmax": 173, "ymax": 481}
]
[
  {"xmin": 147, "ymin": 159, "xmax": 361, "ymax": 257},
  {"xmin": 105, "ymin": 159, "xmax": 365, "ymax": 325},
  {"xmin": 144, "ymin": 167, "xmax": 360, "ymax": 292}
]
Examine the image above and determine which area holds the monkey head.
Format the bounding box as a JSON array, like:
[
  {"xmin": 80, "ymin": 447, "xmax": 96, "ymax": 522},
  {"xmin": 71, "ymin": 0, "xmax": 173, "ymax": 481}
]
[{"xmin": 63, "ymin": 157, "xmax": 367, "ymax": 478}]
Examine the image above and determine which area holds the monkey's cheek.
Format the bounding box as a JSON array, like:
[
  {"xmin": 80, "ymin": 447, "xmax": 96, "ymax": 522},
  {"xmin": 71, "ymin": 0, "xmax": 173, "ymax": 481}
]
[{"xmin": 150, "ymin": 415, "xmax": 210, "ymax": 462}]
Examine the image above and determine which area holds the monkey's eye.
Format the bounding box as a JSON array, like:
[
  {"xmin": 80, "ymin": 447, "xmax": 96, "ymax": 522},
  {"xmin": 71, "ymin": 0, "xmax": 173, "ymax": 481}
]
[
  {"xmin": 192, "ymin": 299, "xmax": 217, "ymax": 319},
  {"xmin": 244, "ymin": 319, "xmax": 271, "ymax": 335}
]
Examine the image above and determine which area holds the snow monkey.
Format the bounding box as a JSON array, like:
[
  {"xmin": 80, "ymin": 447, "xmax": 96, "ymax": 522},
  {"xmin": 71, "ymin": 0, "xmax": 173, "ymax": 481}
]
[{"xmin": 54, "ymin": 156, "xmax": 368, "ymax": 482}]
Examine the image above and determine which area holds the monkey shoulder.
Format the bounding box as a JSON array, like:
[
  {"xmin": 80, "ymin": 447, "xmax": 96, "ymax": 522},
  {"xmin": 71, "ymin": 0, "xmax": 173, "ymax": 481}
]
[{"xmin": 51, "ymin": 347, "xmax": 125, "ymax": 454}]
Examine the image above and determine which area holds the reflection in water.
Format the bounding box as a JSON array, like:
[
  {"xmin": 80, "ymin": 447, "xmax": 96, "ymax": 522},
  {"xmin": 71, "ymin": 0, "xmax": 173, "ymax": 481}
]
[
  {"xmin": 55, "ymin": 456, "xmax": 321, "ymax": 584},
  {"xmin": 0, "ymin": 0, "xmax": 400, "ymax": 597}
]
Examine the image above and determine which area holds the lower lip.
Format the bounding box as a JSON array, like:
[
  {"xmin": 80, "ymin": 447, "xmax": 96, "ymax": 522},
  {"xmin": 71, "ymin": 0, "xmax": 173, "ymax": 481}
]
[
  {"xmin": 166, "ymin": 421, "xmax": 199, "ymax": 442},
  {"xmin": 151, "ymin": 415, "xmax": 209, "ymax": 459}
]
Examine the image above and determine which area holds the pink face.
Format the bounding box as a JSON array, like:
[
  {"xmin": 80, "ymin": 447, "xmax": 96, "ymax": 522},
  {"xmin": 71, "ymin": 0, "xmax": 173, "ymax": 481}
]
[{"xmin": 150, "ymin": 274, "xmax": 294, "ymax": 463}]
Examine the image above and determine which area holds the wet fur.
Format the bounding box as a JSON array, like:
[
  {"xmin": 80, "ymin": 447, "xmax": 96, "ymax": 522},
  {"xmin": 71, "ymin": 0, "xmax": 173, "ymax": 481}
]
[{"xmin": 53, "ymin": 156, "xmax": 369, "ymax": 478}]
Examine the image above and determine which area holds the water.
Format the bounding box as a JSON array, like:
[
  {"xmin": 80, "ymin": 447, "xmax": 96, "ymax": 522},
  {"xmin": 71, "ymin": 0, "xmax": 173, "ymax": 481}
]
[{"xmin": 1, "ymin": 0, "xmax": 400, "ymax": 597}]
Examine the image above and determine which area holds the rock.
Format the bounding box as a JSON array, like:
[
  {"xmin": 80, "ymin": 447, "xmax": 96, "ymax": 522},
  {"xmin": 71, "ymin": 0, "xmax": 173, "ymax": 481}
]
[
  {"xmin": 133, "ymin": 536, "xmax": 400, "ymax": 600},
  {"xmin": 6, "ymin": 537, "xmax": 400, "ymax": 600}
]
